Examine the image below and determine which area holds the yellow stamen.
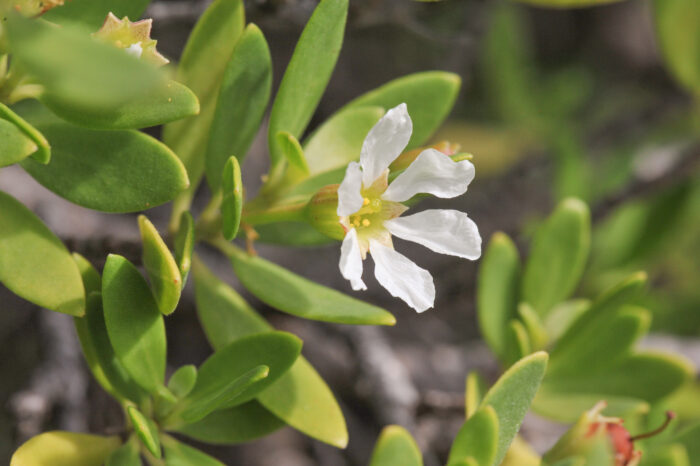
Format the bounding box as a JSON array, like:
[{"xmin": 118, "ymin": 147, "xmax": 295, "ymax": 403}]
[
  {"xmin": 353, "ymin": 219, "xmax": 360, "ymax": 227},
  {"xmin": 363, "ymin": 197, "xmax": 370, "ymax": 206},
  {"xmin": 362, "ymin": 219, "xmax": 370, "ymax": 227}
]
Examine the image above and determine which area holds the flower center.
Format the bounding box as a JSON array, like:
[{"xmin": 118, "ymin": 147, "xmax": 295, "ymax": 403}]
[{"xmin": 349, "ymin": 197, "xmax": 384, "ymax": 229}]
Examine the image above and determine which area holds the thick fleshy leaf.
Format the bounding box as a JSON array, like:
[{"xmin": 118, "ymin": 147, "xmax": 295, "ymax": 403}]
[
  {"xmin": 267, "ymin": 0, "xmax": 348, "ymax": 168},
  {"xmin": 0, "ymin": 191, "xmax": 85, "ymax": 316},
  {"xmin": 276, "ymin": 131, "xmax": 309, "ymax": 175},
  {"xmin": 6, "ymin": 15, "xmax": 162, "ymax": 113},
  {"xmin": 640, "ymin": 444, "xmax": 690, "ymax": 466},
  {"xmin": 477, "ymin": 232, "xmax": 520, "ymax": 361},
  {"xmin": 168, "ymin": 365, "xmax": 198, "ymax": 399},
  {"xmin": 174, "ymin": 212, "xmax": 195, "ymax": 287},
  {"xmin": 533, "ymin": 390, "xmax": 648, "ymax": 423},
  {"xmin": 18, "ymin": 101, "xmax": 189, "ymax": 213},
  {"xmin": 221, "ymin": 156, "xmax": 243, "ymax": 241},
  {"xmin": 517, "ymin": 303, "xmax": 548, "ymax": 351},
  {"xmin": 74, "ymin": 292, "xmax": 148, "ymax": 403},
  {"xmin": 447, "ymin": 406, "xmax": 498, "ymax": 466},
  {"xmin": 105, "ymin": 436, "xmax": 140, "ymax": 466},
  {"xmin": 127, "ymin": 406, "xmax": 161, "ymax": 458},
  {"xmin": 0, "ymin": 119, "xmax": 38, "ymax": 167},
  {"xmin": 43, "ymin": 0, "xmax": 151, "ymax": 28},
  {"xmin": 45, "ymin": 80, "xmax": 200, "ymax": 130},
  {"xmin": 382, "ymin": 149, "xmax": 475, "ymax": 202},
  {"xmin": 653, "ymin": 0, "xmax": 700, "ymax": 95},
  {"xmin": 205, "ymin": 24, "xmax": 272, "ymax": 191},
  {"xmin": 163, "ymin": 0, "xmax": 245, "ymax": 196},
  {"xmin": 161, "ymin": 434, "xmax": 224, "ymax": 466},
  {"xmin": 521, "ymin": 198, "xmax": 590, "ymax": 317},
  {"xmin": 369, "ymin": 425, "xmax": 423, "ymax": 466},
  {"xmin": 370, "ymin": 240, "xmax": 435, "ymax": 313},
  {"xmin": 193, "ymin": 258, "xmax": 348, "ymax": 447},
  {"xmin": 102, "ymin": 254, "xmax": 166, "ymax": 393},
  {"xmin": 384, "ymin": 209, "xmax": 481, "ymax": 260},
  {"xmin": 175, "ymin": 365, "xmax": 270, "ymax": 424},
  {"xmin": 341, "ymin": 71, "xmax": 461, "ymax": 150},
  {"xmin": 674, "ymin": 422, "xmax": 700, "ymax": 466},
  {"xmin": 480, "ymin": 352, "xmax": 548, "ymax": 465},
  {"xmin": 303, "ymin": 106, "xmax": 384, "ymax": 175},
  {"xmin": 172, "ymin": 331, "xmax": 300, "ymax": 424},
  {"xmin": 219, "ymin": 241, "xmax": 396, "ymax": 325},
  {"xmin": 0, "ymin": 102, "xmax": 50, "ymax": 164},
  {"xmin": 465, "ymin": 371, "xmax": 487, "ymax": 419},
  {"xmin": 504, "ymin": 320, "xmax": 531, "ymax": 366},
  {"xmin": 139, "ymin": 215, "xmax": 182, "ymax": 315},
  {"xmin": 11, "ymin": 431, "xmax": 121, "ymax": 466},
  {"xmin": 174, "ymin": 401, "xmax": 284, "ymax": 445}
]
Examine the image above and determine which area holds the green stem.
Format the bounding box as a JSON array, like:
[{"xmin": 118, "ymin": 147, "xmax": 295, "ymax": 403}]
[{"xmin": 242, "ymin": 200, "xmax": 307, "ymax": 225}]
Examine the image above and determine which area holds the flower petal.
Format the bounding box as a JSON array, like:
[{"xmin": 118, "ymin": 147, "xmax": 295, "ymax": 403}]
[
  {"xmin": 360, "ymin": 103, "xmax": 413, "ymax": 186},
  {"xmin": 369, "ymin": 240, "xmax": 435, "ymax": 313},
  {"xmin": 382, "ymin": 149, "xmax": 475, "ymax": 202},
  {"xmin": 337, "ymin": 161, "xmax": 364, "ymax": 216},
  {"xmin": 340, "ymin": 228, "xmax": 367, "ymax": 290},
  {"xmin": 385, "ymin": 209, "xmax": 481, "ymax": 260}
]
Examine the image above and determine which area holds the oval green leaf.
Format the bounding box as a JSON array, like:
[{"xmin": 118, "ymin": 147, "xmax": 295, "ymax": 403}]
[
  {"xmin": 205, "ymin": 24, "xmax": 272, "ymax": 191},
  {"xmin": 369, "ymin": 425, "xmax": 423, "ymax": 466},
  {"xmin": 161, "ymin": 434, "xmax": 224, "ymax": 466},
  {"xmin": 267, "ymin": 0, "xmax": 348, "ymax": 168},
  {"xmin": 521, "ymin": 198, "xmax": 590, "ymax": 317},
  {"xmin": 174, "ymin": 211, "xmax": 195, "ymax": 287},
  {"xmin": 447, "ymin": 405, "xmax": 498, "ymax": 466},
  {"xmin": 44, "ymin": 80, "xmax": 200, "ymax": 130},
  {"xmin": 18, "ymin": 101, "xmax": 189, "ymax": 213},
  {"xmin": 654, "ymin": 0, "xmax": 700, "ymax": 94},
  {"xmin": 221, "ymin": 156, "xmax": 243, "ymax": 240},
  {"xmin": 0, "ymin": 119, "xmax": 38, "ymax": 167},
  {"xmin": 477, "ymin": 232, "xmax": 521, "ymax": 361},
  {"xmin": 139, "ymin": 215, "xmax": 182, "ymax": 315},
  {"xmin": 341, "ymin": 71, "xmax": 461, "ymax": 150},
  {"xmin": 276, "ymin": 131, "xmax": 309, "ymax": 175},
  {"xmin": 102, "ymin": 254, "xmax": 166, "ymax": 393},
  {"xmin": 127, "ymin": 406, "xmax": 161, "ymax": 458},
  {"xmin": 168, "ymin": 365, "xmax": 198, "ymax": 399},
  {"xmin": 193, "ymin": 257, "xmax": 348, "ymax": 447},
  {"xmin": 0, "ymin": 190, "xmax": 85, "ymax": 316},
  {"xmin": 481, "ymin": 351, "xmax": 548, "ymax": 465},
  {"xmin": 11, "ymin": 431, "xmax": 121, "ymax": 466},
  {"xmin": 0, "ymin": 102, "xmax": 50, "ymax": 164}
]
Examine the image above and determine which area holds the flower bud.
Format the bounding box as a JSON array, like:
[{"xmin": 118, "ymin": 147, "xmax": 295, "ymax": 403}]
[
  {"xmin": 305, "ymin": 184, "xmax": 345, "ymax": 240},
  {"xmin": 389, "ymin": 140, "xmax": 460, "ymax": 172},
  {"xmin": 93, "ymin": 13, "xmax": 169, "ymax": 66}
]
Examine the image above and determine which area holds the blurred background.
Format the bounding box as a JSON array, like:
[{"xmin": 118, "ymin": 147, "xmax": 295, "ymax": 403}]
[{"xmin": 1, "ymin": 0, "xmax": 699, "ymax": 464}]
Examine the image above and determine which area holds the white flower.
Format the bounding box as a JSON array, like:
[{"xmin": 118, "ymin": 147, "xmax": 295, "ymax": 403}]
[{"xmin": 337, "ymin": 103, "xmax": 481, "ymax": 312}]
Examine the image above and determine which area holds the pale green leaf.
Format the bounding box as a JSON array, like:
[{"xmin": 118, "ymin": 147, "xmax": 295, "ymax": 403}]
[
  {"xmin": 161, "ymin": 434, "xmax": 224, "ymax": 466},
  {"xmin": 221, "ymin": 156, "xmax": 243, "ymax": 241},
  {"xmin": 105, "ymin": 436, "xmax": 141, "ymax": 466},
  {"xmin": 10, "ymin": 431, "xmax": 121, "ymax": 466},
  {"xmin": 138, "ymin": 215, "xmax": 182, "ymax": 315},
  {"xmin": 127, "ymin": 406, "xmax": 161, "ymax": 458},
  {"xmin": 369, "ymin": 425, "xmax": 423, "ymax": 466},
  {"xmin": 448, "ymin": 405, "xmax": 498, "ymax": 466},
  {"xmin": 654, "ymin": 0, "xmax": 700, "ymax": 94},
  {"xmin": 173, "ymin": 212, "xmax": 195, "ymax": 287},
  {"xmin": 168, "ymin": 365, "xmax": 198, "ymax": 399}
]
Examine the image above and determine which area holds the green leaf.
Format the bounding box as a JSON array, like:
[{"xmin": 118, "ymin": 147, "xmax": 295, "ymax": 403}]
[
  {"xmin": 177, "ymin": 365, "xmax": 270, "ymax": 424},
  {"xmin": 102, "ymin": 254, "xmax": 166, "ymax": 393},
  {"xmin": 193, "ymin": 257, "xmax": 348, "ymax": 447},
  {"xmin": 6, "ymin": 15, "xmax": 162, "ymax": 113},
  {"xmin": 465, "ymin": 371, "xmax": 487, "ymax": 419},
  {"xmin": 267, "ymin": 0, "xmax": 348, "ymax": 168},
  {"xmin": 105, "ymin": 436, "xmax": 141, "ymax": 466},
  {"xmin": 480, "ymin": 351, "xmax": 548, "ymax": 465},
  {"xmin": 173, "ymin": 212, "xmax": 195, "ymax": 288},
  {"xmin": 72, "ymin": 253, "xmax": 101, "ymax": 296},
  {"xmin": 341, "ymin": 71, "xmax": 461, "ymax": 149},
  {"xmin": 127, "ymin": 406, "xmax": 161, "ymax": 458},
  {"xmin": 518, "ymin": 303, "xmax": 548, "ymax": 351},
  {"xmin": 477, "ymin": 232, "xmax": 521, "ymax": 360},
  {"xmin": 448, "ymin": 406, "xmax": 498, "ymax": 466},
  {"xmin": 0, "ymin": 119, "xmax": 38, "ymax": 167},
  {"xmin": 653, "ymin": 0, "xmax": 700, "ymax": 95},
  {"xmin": 547, "ymin": 306, "xmax": 650, "ymax": 376},
  {"xmin": 641, "ymin": 444, "xmax": 690, "ymax": 466},
  {"xmin": 254, "ymin": 221, "xmax": 335, "ymax": 246},
  {"xmin": 505, "ymin": 320, "xmax": 531, "ymax": 366},
  {"xmin": 18, "ymin": 101, "xmax": 189, "ymax": 213},
  {"xmin": 521, "ymin": 198, "xmax": 590, "ymax": 317},
  {"xmin": 168, "ymin": 365, "xmax": 198, "ymax": 399},
  {"xmin": 163, "ymin": 0, "xmax": 244, "ymax": 195},
  {"xmin": 74, "ymin": 292, "xmax": 148, "ymax": 403},
  {"xmin": 221, "ymin": 242, "xmax": 396, "ymax": 325},
  {"xmin": 674, "ymin": 422, "xmax": 700, "ymax": 466},
  {"xmin": 45, "ymin": 80, "xmax": 200, "ymax": 130},
  {"xmin": 178, "ymin": 332, "xmax": 301, "ymax": 416},
  {"xmin": 174, "ymin": 401, "xmax": 284, "ymax": 445},
  {"xmin": 0, "ymin": 190, "xmax": 85, "ymax": 316},
  {"xmin": 43, "ymin": 0, "xmax": 151, "ymax": 28},
  {"xmin": 221, "ymin": 156, "xmax": 243, "ymax": 241},
  {"xmin": 532, "ymin": 390, "xmax": 648, "ymax": 423},
  {"xmin": 302, "ymin": 106, "xmax": 384, "ymax": 175},
  {"xmin": 10, "ymin": 431, "xmax": 121, "ymax": 466},
  {"xmin": 161, "ymin": 434, "xmax": 224, "ymax": 466},
  {"xmin": 138, "ymin": 215, "xmax": 182, "ymax": 315},
  {"xmin": 276, "ymin": 131, "xmax": 309, "ymax": 175},
  {"xmin": 0, "ymin": 102, "xmax": 50, "ymax": 164},
  {"xmin": 369, "ymin": 425, "xmax": 423, "ymax": 466},
  {"xmin": 205, "ymin": 24, "xmax": 272, "ymax": 191}
]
